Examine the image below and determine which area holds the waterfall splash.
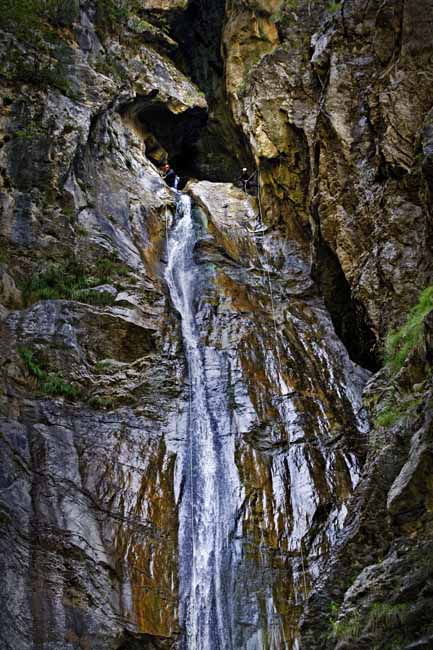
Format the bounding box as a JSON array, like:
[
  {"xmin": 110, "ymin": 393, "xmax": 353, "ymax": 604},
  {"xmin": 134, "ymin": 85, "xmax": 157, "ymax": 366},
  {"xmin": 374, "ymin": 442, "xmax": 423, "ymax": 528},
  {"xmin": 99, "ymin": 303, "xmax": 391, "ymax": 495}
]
[{"xmin": 165, "ymin": 194, "xmax": 236, "ymax": 650}]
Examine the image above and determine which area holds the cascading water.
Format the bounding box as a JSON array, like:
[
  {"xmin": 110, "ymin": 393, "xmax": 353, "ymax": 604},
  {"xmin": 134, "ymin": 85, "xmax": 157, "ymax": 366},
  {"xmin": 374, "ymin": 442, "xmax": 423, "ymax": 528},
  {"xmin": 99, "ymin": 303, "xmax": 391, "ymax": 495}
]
[
  {"xmin": 165, "ymin": 194, "xmax": 239, "ymax": 649},
  {"xmin": 164, "ymin": 188, "xmax": 370, "ymax": 650}
]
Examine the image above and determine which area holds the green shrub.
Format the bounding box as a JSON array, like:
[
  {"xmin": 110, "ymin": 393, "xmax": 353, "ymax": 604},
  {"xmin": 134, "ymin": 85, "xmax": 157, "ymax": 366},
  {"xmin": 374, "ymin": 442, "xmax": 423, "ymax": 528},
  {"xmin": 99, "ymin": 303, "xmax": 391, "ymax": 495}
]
[
  {"xmin": 0, "ymin": 0, "xmax": 77, "ymax": 38},
  {"xmin": 21, "ymin": 257, "xmax": 129, "ymax": 306},
  {"xmin": 18, "ymin": 347, "xmax": 46, "ymax": 380},
  {"xmin": 95, "ymin": 0, "xmax": 130, "ymax": 33},
  {"xmin": 41, "ymin": 373, "xmax": 81, "ymax": 399},
  {"xmin": 95, "ymin": 258, "xmax": 130, "ymax": 277},
  {"xmin": 385, "ymin": 285, "xmax": 433, "ymax": 372},
  {"xmin": 18, "ymin": 347, "xmax": 81, "ymax": 399},
  {"xmin": 22, "ymin": 261, "xmax": 90, "ymax": 304},
  {"xmin": 328, "ymin": 611, "xmax": 361, "ymax": 640},
  {"xmin": 328, "ymin": 1, "xmax": 342, "ymax": 13},
  {"xmin": 375, "ymin": 396, "xmax": 421, "ymax": 428},
  {"xmin": 0, "ymin": 0, "xmax": 78, "ymax": 97},
  {"xmin": 0, "ymin": 250, "xmax": 10, "ymax": 265},
  {"xmin": 93, "ymin": 360, "xmax": 112, "ymax": 373},
  {"xmin": 88, "ymin": 395, "xmax": 115, "ymax": 410},
  {"xmin": 367, "ymin": 602, "xmax": 409, "ymax": 631},
  {"xmin": 5, "ymin": 56, "xmax": 76, "ymax": 97}
]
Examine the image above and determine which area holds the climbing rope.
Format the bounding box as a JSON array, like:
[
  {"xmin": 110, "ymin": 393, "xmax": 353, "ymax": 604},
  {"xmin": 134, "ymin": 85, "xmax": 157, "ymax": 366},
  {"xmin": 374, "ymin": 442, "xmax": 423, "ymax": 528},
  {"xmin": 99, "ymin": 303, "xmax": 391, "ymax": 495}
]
[
  {"xmin": 250, "ymin": 172, "xmax": 287, "ymax": 397},
  {"xmin": 299, "ymin": 540, "xmax": 309, "ymax": 602},
  {"xmin": 165, "ymin": 208, "xmax": 170, "ymax": 258}
]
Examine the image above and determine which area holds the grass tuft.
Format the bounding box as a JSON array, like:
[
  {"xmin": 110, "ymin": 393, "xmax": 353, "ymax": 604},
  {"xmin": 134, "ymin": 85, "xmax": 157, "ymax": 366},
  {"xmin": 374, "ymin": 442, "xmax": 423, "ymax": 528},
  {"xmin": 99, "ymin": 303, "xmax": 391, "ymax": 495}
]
[
  {"xmin": 367, "ymin": 602, "xmax": 410, "ymax": 631},
  {"xmin": 385, "ymin": 285, "xmax": 433, "ymax": 372},
  {"xmin": 328, "ymin": 612, "xmax": 361, "ymax": 640},
  {"xmin": 21, "ymin": 257, "xmax": 129, "ymax": 306},
  {"xmin": 375, "ymin": 396, "xmax": 421, "ymax": 428}
]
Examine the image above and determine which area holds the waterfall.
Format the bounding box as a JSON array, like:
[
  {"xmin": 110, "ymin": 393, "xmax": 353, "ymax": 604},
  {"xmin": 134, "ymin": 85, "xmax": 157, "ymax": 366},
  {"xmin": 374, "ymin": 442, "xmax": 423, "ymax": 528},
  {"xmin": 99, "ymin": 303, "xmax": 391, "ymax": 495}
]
[
  {"xmin": 164, "ymin": 192, "xmax": 368, "ymax": 650},
  {"xmin": 165, "ymin": 194, "xmax": 236, "ymax": 650}
]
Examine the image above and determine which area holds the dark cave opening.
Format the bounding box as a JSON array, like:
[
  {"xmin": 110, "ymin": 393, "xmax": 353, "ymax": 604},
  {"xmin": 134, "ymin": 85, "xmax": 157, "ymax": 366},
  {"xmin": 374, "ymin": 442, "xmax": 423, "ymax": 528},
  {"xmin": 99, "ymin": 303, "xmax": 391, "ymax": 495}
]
[
  {"xmin": 312, "ymin": 235, "xmax": 381, "ymax": 373},
  {"xmin": 119, "ymin": 93, "xmax": 209, "ymax": 184},
  {"xmin": 141, "ymin": 104, "xmax": 208, "ymax": 181},
  {"xmin": 136, "ymin": 0, "xmax": 253, "ymax": 183}
]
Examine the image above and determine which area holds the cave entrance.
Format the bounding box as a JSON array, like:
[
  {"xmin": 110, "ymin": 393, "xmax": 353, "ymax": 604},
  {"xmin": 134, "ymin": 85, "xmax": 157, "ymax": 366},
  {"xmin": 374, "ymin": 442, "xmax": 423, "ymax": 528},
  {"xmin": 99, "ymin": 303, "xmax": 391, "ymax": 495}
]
[
  {"xmin": 120, "ymin": 94, "xmax": 208, "ymax": 187},
  {"xmin": 133, "ymin": 0, "xmax": 254, "ymax": 183}
]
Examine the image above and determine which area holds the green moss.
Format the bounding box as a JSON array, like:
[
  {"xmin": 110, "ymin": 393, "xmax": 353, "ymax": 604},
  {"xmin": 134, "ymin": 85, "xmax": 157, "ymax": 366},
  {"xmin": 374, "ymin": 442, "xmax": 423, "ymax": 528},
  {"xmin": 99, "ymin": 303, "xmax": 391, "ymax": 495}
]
[{"xmin": 385, "ymin": 285, "xmax": 433, "ymax": 372}]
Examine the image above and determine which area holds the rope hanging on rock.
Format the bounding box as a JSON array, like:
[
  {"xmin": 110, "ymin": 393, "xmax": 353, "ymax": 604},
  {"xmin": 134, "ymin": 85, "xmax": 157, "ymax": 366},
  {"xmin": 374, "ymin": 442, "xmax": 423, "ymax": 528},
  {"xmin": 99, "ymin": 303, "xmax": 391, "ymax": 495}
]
[{"xmin": 250, "ymin": 170, "xmax": 288, "ymax": 399}]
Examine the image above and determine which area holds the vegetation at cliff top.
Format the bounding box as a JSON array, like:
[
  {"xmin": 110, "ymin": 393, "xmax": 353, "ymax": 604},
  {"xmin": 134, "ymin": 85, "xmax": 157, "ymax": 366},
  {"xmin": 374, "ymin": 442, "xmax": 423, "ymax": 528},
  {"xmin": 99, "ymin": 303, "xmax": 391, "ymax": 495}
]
[
  {"xmin": 0, "ymin": 0, "xmax": 150, "ymax": 36},
  {"xmin": 385, "ymin": 285, "xmax": 433, "ymax": 372},
  {"xmin": 0, "ymin": 0, "xmax": 79, "ymax": 96},
  {"xmin": 95, "ymin": 0, "xmax": 157, "ymax": 34},
  {"xmin": 0, "ymin": 0, "xmax": 78, "ymax": 36},
  {"xmin": 271, "ymin": 0, "xmax": 342, "ymax": 23}
]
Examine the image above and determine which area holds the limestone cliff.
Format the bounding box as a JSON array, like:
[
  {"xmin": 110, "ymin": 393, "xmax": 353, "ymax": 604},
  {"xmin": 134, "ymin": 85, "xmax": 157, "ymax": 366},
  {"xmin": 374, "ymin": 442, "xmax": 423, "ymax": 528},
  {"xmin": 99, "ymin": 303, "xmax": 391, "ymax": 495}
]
[{"xmin": 0, "ymin": 1, "xmax": 432, "ymax": 650}]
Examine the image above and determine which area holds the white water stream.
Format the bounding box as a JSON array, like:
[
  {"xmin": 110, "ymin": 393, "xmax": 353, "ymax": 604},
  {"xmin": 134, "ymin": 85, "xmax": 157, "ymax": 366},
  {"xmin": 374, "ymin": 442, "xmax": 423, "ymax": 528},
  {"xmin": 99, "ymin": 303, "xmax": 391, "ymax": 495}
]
[{"xmin": 165, "ymin": 194, "xmax": 236, "ymax": 649}]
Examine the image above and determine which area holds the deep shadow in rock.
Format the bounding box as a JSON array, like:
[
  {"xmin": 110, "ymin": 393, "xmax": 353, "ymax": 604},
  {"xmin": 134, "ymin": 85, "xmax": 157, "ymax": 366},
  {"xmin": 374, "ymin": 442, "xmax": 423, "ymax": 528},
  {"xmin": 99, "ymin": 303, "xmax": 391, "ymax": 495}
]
[
  {"xmin": 119, "ymin": 94, "xmax": 207, "ymax": 185},
  {"xmin": 312, "ymin": 235, "xmax": 381, "ymax": 372},
  {"xmin": 117, "ymin": 631, "xmax": 176, "ymax": 650},
  {"xmin": 133, "ymin": 0, "xmax": 253, "ymax": 183}
]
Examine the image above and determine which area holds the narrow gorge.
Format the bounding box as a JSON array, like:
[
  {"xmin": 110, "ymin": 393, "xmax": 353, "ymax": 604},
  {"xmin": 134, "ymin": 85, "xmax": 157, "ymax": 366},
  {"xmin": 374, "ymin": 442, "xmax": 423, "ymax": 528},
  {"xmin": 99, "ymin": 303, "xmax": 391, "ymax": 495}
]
[{"xmin": 0, "ymin": 1, "xmax": 432, "ymax": 650}]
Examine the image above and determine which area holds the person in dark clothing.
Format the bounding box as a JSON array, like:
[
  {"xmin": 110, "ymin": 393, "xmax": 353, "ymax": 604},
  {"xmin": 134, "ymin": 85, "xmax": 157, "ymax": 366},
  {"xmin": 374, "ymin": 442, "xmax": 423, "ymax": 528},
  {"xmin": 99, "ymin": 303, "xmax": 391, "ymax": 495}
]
[
  {"xmin": 160, "ymin": 162, "xmax": 179, "ymax": 189},
  {"xmin": 239, "ymin": 167, "xmax": 258, "ymax": 195}
]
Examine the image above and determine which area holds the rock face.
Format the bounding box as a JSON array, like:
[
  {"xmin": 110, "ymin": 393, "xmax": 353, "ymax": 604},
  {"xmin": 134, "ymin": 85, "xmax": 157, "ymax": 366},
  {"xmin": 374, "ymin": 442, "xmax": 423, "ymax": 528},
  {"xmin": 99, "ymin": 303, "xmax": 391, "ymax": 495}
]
[
  {"xmin": 0, "ymin": 1, "xmax": 432, "ymax": 650},
  {"xmin": 221, "ymin": 0, "xmax": 433, "ymax": 647}
]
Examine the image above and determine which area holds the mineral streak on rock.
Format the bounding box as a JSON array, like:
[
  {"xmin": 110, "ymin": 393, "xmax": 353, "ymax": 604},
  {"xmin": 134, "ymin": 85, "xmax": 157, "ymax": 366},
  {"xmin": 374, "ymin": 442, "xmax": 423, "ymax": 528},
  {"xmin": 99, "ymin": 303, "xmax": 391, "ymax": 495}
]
[{"xmin": 0, "ymin": 1, "xmax": 432, "ymax": 649}]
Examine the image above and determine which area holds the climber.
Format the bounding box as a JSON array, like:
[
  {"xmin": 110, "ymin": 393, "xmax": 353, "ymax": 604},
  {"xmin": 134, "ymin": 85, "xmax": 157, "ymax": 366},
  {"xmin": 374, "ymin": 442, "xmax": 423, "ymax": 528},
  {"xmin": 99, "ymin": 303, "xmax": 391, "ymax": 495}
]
[
  {"xmin": 239, "ymin": 167, "xmax": 258, "ymax": 195},
  {"xmin": 160, "ymin": 162, "xmax": 179, "ymax": 190}
]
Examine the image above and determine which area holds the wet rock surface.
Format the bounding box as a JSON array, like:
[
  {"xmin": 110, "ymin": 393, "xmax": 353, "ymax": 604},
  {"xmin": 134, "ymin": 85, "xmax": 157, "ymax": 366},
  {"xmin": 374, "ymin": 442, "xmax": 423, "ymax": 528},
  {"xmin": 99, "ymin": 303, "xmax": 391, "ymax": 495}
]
[
  {"xmin": 221, "ymin": 0, "xmax": 433, "ymax": 646},
  {"xmin": 0, "ymin": 0, "xmax": 432, "ymax": 649}
]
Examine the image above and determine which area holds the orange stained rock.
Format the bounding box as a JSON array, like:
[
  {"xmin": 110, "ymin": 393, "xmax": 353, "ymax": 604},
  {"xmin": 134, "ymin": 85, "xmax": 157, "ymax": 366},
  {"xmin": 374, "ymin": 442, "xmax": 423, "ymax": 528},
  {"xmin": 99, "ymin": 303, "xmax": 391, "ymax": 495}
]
[
  {"xmin": 216, "ymin": 272, "xmax": 257, "ymax": 313},
  {"xmin": 113, "ymin": 440, "xmax": 179, "ymax": 638}
]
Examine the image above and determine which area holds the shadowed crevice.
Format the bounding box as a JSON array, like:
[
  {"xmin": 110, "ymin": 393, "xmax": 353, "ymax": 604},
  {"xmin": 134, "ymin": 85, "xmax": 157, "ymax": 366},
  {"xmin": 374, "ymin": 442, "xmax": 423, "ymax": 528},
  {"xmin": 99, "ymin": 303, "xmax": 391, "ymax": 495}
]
[{"xmin": 312, "ymin": 233, "xmax": 380, "ymax": 372}]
